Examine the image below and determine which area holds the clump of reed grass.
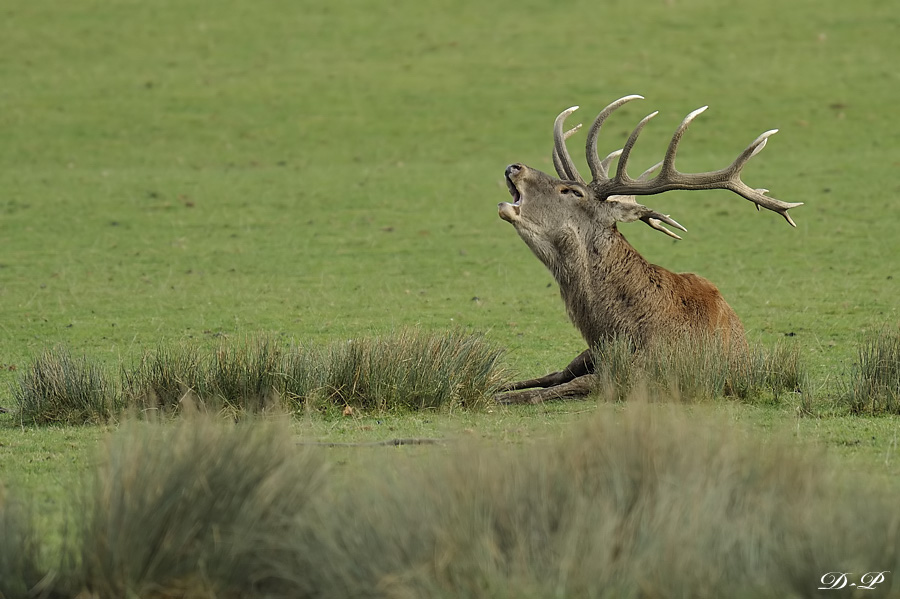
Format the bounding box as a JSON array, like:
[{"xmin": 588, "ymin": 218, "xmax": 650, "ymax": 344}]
[
  {"xmin": 376, "ymin": 402, "xmax": 895, "ymax": 598},
  {"xmin": 16, "ymin": 330, "xmax": 507, "ymax": 425},
  {"xmin": 70, "ymin": 416, "xmax": 325, "ymax": 599},
  {"xmin": 122, "ymin": 336, "xmax": 286, "ymax": 416},
  {"xmin": 843, "ymin": 326, "xmax": 900, "ymax": 414},
  {"xmin": 207, "ymin": 335, "xmax": 284, "ymax": 413},
  {"xmin": 593, "ymin": 334, "xmax": 805, "ymax": 403},
  {"xmin": 121, "ymin": 342, "xmax": 210, "ymax": 415},
  {"xmin": 321, "ymin": 329, "xmax": 506, "ymax": 411},
  {"xmin": 13, "ymin": 346, "xmax": 120, "ymax": 425},
  {"xmin": 280, "ymin": 342, "xmax": 328, "ymax": 404}
]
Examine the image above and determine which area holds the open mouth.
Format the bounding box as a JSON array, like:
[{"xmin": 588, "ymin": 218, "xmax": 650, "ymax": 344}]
[{"xmin": 505, "ymin": 173, "xmax": 522, "ymax": 204}]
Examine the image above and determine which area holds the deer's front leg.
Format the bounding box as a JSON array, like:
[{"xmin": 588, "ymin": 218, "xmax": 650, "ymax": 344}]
[
  {"xmin": 499, "ymin": 349, "xmax": 594, "ymax": 392},
  {"xmin": 495, "ymin": 375, "xmax": 596, "ymax": 405}
]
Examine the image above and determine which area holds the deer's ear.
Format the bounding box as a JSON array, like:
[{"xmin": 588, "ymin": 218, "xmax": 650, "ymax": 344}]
[
  {"xmin": 606, "ymin": 199, "xmax": 688, "ymax": 239},
  {"xmin": 605, "ymin": 199, "xmax": 651, "ymax": 223}
]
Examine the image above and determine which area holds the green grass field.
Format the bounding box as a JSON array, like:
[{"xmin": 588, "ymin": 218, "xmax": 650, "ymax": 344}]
[{"xmin": 1, "ymin": 0, "xmax": 900, "ymax": 595}]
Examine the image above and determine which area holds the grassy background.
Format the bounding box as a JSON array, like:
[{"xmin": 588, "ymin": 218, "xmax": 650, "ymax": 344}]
[
  {"xmin": 1, "ymin": 0, "xmax": 897, "ymax": 385},
  {"xmin": 1, "ymin": 0, "xmax": 899, "ymax": 591}
]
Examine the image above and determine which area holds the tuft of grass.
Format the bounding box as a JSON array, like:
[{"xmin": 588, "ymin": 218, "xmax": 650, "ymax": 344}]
[
  {"xmin": 122, "ymin": 342, "xmax": 210, "ymax": 416},
  {"xmin": 12, "ymin": 346, "xmax": 120, "ymax": 425},
  {"xmin": 322, "ymin": 329, "xmax": 506, "ymax": 411},
  {"xmin": 843, "ymin": 327, "xmax": 900, "ymax": 414},
  {"xmin": 123, "ymin": 336, "xmax": 286, "ymax": 417},
  {"xmin": 0, "ymin": 485, "xmax": 45, "ymax": 599},
  {"xmin": 70, "ymin": 416, "xmax": 325, "ymax": 599},
  {"xmin": 591, "ymin": 335, "xmax": 639, "ymax": 403},
  {"xmin": 593, "ymin": 335, "xmax": 805, "ymax": 403},
  {"xmin": 207, "ymin": 335, "xmax": 285, "ymax": 414},
  {"xmin": 280, "ymin": 343, "xmax": 328, "ymax": 406},
  {"xmin": 747, "ymin": 341, "xmax": 808, "ymax": 402}
]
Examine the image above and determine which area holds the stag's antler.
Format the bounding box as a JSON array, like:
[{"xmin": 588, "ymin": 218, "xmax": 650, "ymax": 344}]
[
  {"xmin": 552, "ymin": 117, "xmax": 584, "ymax": 184},
  {"xmin": 552, "ymin": 95, "xmax": 803, "ymax": 227}
]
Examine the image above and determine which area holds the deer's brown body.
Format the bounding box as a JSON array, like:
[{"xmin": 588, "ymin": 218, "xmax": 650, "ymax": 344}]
[
  {"xmin": 556, "ymin": 223, "xmax": 744, "ymax": 349},
  {"xmin": 496, "ymin": 96, "xmax": 801, "ymax": 404}
]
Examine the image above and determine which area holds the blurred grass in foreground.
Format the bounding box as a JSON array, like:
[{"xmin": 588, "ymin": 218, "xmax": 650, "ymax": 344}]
[{"xmin": 3, "ymin": 404, "xmax": 898, "ymax": 598}]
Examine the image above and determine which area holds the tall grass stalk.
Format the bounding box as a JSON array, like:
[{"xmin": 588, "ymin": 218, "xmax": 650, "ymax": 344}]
[
  {"xmin": 844, "ymin": 327, "xmax": 900, "ymax": 414},
  {"xmin": 208, "ymin": 335, "xmax": 284, "ymax": 413},
  {"xmin": 280, "ymin": 342, "xmax": 328, "ymax": 405}
]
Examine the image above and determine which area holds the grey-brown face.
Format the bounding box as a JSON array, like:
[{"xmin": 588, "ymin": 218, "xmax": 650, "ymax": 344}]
[
  {"xmin": 498, "ymin": 163, "xmax": 593, "ymax": 231},
  {"xmin": 499, "ymin": 163, "xmax": 689, "ymax": 246},
  {"xmin": 498, "ymin": 163, "xmax": 602, "ymax": 271}
]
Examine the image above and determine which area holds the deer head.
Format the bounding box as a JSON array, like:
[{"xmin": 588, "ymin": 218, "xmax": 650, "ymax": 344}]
[{"xmin": 500, "ymin": 162, "xmax": 689, "ymax": 280}]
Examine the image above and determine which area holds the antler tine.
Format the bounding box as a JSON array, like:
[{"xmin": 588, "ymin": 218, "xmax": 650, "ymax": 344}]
[
  {"xmin": 639, "ymin": 162, "xmax": 678, "ymax": 238},
  {"xmin": 638, "ymin": 160, "xmax": 663, "ymax": 181},
  {"xmin": 584, "ymin": 94, "xmax": 644, "ymax": 181},
  {"xmin": 598, "ymin": 149, "xmax": 623, "ymax": 180},
  {"xmin": 552, "ymin": 123, "xmax": 583, "ymax": 180},
  {"xmin": 731, "ymin": 182, "xmax": 801, "ymax": 226},
  {"xmin": 730, "ymin": 129, "xmax": 778, "ymax": 173},
  {"xmin": 660, "ymin": 106, "xmax": 708, "ymax": 176},
  {"xmin": 613, "ymin": 111, "xmax": 659, "ymax": 184},
  {"xmin": 586, "ymin": 95, "xmax": 644, "ymax": 181},
  {"xmin": 553, "ymin": 107, "xmax": 585, "ymax": 184},
  {"xmin": 644, "ymin": 216, "xmax": 685, "ymax": 240},
  {"xmin": 719, "ymin": 128, "xmax": 802, "ymax": 226},
  {"xmin": 565, "ymin": 124, "xmax": 582, "ymax": 138},
  {"xmin": 590, "ymin": 103, "xmax": 803, "ymax": 226}
]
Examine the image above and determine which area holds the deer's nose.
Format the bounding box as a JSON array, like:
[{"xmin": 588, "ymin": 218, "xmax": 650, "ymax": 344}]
[{"xmin": 505, "ymin": 164, "xmax": 523, "ymax": 177}]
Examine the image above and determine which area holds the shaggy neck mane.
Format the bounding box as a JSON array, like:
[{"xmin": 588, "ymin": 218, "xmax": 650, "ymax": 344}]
[{"xmin": 553, "ymin": 226, "xmax": 660, "ymax": 345}]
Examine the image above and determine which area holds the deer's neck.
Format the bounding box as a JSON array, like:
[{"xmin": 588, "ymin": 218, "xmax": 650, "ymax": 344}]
[{"xmin": 551, "ymin": 226, "xmax": 660, "ymax": 345}]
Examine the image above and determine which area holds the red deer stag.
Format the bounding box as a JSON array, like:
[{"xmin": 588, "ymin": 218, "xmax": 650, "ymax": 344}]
[{"xmin": 496, "ymin": 95, "xmax": 801, "ymax": 404}]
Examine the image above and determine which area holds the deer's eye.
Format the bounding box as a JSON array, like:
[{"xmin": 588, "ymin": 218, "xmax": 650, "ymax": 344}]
[{"xmin": 561, "ymin": 187, "xmax": 584, "ymax": 199}]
